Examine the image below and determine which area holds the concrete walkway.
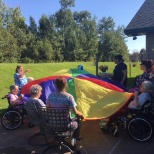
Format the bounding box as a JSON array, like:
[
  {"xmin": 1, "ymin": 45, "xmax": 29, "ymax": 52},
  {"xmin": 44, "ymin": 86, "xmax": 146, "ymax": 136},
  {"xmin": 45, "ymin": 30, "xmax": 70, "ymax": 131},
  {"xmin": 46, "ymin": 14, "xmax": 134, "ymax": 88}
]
[{"xmin": 0, "ymin": 120, "xmax": 154, "ymax": 154}]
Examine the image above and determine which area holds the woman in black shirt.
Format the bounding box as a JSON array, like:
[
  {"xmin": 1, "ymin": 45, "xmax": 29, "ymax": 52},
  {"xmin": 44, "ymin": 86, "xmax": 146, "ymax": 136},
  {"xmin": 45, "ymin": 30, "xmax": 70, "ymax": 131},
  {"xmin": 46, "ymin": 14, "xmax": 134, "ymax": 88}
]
[{"xmin": 112, "ymin": 55, "xmax": 127, "ymax": 87}]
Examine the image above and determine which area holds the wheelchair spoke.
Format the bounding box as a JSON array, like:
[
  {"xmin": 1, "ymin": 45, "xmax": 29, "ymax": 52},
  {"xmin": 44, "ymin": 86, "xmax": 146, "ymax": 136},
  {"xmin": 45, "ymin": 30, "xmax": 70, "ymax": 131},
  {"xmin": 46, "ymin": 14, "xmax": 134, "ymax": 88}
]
[{"xmin": 1, "ymin": 111, "xmax": 22, "ymax": 130}]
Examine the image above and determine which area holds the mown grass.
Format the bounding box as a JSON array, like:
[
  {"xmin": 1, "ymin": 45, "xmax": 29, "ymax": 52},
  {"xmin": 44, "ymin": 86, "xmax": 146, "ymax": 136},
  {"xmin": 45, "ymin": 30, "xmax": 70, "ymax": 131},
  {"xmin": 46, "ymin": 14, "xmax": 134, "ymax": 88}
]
[{"xmin": 0, "ymin": 62, "xmax": 142, "ymax": 113}]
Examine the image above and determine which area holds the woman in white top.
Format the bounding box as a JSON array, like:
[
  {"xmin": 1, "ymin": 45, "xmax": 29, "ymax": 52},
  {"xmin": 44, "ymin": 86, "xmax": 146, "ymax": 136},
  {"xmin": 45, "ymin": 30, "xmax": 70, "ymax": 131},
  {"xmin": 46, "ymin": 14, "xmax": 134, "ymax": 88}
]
[{"xmin": 128, "ymin": 81, "xmax": 153, "ymax": 109}]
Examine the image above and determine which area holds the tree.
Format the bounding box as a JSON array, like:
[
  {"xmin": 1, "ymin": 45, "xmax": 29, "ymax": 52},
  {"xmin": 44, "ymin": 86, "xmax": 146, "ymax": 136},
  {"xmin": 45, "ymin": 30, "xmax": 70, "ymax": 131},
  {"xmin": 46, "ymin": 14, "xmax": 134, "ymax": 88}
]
[
  {"xmin": 28, "ymin": 16, "xmax": 37, "ymax": 35},
  {"xmin": 73, "ymin": 11, "xmax": 98, "ymax": 61},
  {"xmin": 97, "ymin": 17, "xmax": 129, "ymax": 62},
  {"xmin": 130, "ymin": 51, "xmax": 140, "ymax": 62},
  {"xmin": 38, "ymin": 14, "xmax": 51, "ymax": 39},
  {"xmin": 0, "ymin": 1, "xmax": 28, "ymax": 62},
  {"xmin": 59, "ymin": 0, "xmax": 75, "ymax": 9}
]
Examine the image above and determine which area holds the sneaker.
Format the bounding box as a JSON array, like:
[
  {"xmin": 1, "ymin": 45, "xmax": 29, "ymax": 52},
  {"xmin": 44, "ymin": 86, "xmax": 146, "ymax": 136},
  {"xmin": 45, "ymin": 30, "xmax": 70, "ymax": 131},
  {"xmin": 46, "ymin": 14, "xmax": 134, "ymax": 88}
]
[{"xmin": 71, "ymin": 138, "xmax": 76, "ymax": 146}]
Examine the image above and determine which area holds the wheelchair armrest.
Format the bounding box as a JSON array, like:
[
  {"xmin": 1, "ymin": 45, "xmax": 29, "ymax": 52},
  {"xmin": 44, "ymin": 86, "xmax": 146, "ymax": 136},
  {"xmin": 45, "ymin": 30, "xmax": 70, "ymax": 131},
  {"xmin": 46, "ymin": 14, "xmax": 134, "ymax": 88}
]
[
  {"xmin": 127, "ymin": 107, "xmax": 142, "ymax": 114},
  {"xmin": 144, "ymin": 102, "xmax": 151, "ymax": 108}
]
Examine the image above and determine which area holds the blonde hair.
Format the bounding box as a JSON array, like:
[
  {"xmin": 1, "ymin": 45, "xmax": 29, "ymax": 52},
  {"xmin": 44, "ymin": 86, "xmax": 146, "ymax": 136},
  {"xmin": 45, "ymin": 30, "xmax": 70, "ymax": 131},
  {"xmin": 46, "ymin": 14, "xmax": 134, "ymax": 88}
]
[
  {"xmin": 27, "ymin": 77, "xmax": 34, "ymax": 83},
  {"xmin": 30, "ymin": 84, "xmax": 42, "ymax": 97}
]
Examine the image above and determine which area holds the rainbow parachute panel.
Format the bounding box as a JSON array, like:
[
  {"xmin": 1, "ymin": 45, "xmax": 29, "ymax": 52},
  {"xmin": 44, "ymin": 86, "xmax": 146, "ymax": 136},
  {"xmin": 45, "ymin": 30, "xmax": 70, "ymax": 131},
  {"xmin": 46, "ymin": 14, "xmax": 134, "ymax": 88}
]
[{"xmin": 22, "ymin": 69, "xmax": 133, "ymax": 120}]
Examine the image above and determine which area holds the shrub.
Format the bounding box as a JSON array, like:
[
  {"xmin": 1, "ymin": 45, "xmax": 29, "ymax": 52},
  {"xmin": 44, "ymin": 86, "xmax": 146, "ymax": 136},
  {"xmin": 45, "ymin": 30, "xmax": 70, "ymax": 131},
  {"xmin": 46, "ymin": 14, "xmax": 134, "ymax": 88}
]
[{"xmin": 99, "ymin": 65, "xmax": 108, "ymax": 72}]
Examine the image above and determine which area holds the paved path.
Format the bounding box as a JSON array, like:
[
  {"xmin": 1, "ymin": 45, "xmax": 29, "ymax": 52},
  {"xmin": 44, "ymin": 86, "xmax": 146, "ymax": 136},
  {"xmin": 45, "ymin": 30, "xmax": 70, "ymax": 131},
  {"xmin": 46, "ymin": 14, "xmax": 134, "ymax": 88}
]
[{"xmin": 0, "ymin": 120, "xmax": 154, "ymax": 154}]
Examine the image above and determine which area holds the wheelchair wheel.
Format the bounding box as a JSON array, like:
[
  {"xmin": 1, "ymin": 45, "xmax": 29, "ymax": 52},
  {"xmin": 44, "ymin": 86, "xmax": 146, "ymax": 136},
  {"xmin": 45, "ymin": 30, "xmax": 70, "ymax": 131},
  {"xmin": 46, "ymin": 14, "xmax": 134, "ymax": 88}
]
[
  {"xmin": 128, "ymin": 116, "xmax": 153, "ymax": 142},
  {"xmin": 1, "ymin": 110, "xmax": 23, "ymax": 130}
]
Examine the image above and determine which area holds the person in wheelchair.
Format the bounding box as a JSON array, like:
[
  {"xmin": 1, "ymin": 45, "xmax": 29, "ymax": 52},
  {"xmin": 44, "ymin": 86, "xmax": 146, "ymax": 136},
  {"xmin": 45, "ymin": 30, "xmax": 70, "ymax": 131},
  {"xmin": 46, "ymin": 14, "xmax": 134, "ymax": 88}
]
[
  {"xmin": 8, "ymin": 84, "xmax": 26, "ymax": 107},
  {"xmin": 46, "ymin": 77, "xmax": 84, "ymax": 146},
  {"xmin": 128, "ymin": 81, "xmax": 154, "ymax": 109}
]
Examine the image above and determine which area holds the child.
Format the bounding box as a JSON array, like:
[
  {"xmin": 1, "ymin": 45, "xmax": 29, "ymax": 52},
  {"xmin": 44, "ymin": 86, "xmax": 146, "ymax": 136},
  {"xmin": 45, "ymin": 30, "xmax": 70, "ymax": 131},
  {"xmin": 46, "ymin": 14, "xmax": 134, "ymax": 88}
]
[
  {"xmin": 8, "ymin": 84, "xmax": 25, "ymax": 106},
  {"xmin": 128, "ymin": 81, "xmax": 154, "ymax": 109}
]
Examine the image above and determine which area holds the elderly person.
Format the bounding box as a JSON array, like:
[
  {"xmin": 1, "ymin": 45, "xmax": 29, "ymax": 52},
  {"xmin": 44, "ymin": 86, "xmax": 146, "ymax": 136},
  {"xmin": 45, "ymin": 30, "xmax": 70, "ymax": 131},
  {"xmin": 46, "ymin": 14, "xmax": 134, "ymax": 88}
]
[
  {"xmin": 46, "ymin": 77, "xmax": 84, "ymax": 146},
  {"xmin": 26, "ymin": 84, "xmax": 46, "ymax": 109},
  {"xmin": 8, "ymin": 84, "xmax": 25, "ymax": 106},
  {"xmin": 128, "ymin": 81, "xmax": 153, "ymax": 109}
]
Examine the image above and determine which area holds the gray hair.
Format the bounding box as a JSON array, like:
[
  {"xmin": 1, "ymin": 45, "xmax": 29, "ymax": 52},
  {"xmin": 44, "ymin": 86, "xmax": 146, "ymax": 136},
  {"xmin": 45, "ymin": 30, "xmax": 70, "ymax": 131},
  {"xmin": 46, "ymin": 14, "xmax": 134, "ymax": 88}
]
[
  {"xmin": 30, "ymin": 84, "xmax": 42, "ymax": 96},
  {"xmin": 10, "ymin": 84, "xmax": 19, "ymax": 91},
  {"xmin": 141, "ymin": 81, "xmax": 154, "ymax": 93}
]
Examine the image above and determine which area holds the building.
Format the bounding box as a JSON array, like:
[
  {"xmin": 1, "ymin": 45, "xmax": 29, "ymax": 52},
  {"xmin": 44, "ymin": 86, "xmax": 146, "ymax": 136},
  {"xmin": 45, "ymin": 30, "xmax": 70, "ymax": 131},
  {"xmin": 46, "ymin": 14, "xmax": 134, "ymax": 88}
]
[{"xmin": 124, "ymin": 0, "xmax": 154, "ymax": 60}]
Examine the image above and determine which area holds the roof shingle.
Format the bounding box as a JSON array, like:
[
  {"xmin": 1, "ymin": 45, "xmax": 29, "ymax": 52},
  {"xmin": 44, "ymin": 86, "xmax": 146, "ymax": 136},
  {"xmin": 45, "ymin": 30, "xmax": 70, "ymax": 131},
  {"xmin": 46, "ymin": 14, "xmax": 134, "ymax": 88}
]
[{"xmin": 124, "ymin": 0, "xmax": 154, "ymax": 36}]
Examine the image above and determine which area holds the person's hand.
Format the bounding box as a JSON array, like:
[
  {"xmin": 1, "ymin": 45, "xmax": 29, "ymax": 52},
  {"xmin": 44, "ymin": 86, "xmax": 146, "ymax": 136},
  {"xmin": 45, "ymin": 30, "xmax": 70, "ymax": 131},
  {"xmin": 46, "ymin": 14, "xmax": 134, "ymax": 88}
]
[
  {"xmin": 25, "ymin": 69, "xmax": 30, "ymax": 73},
  {"xmin": 20, "ymin": 94, "xmax": 24, "ymax": 100},
  {"xmin": 134, "ymin": 91, "xmax": 138, "ymax": 97},
  {"xmin": 77, "ymin": 114, "xmax": 84, "ymax": 120}
]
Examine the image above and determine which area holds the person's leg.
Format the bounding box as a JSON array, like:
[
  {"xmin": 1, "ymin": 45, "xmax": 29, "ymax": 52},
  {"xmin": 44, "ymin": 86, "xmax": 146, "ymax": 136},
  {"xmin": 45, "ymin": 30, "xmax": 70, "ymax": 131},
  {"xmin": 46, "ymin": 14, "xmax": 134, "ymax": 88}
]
[{"xmin": 70, "ymin": 119, "xmax": 81, "ymax": 146}]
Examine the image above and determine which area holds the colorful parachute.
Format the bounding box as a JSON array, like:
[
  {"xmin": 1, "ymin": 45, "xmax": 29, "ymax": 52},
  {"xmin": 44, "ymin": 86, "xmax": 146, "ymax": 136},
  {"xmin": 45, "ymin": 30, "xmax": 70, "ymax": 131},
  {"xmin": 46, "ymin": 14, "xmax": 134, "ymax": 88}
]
[{"xmin": 22, "ymin": 69, "xmax": 133, "ymax": 120}]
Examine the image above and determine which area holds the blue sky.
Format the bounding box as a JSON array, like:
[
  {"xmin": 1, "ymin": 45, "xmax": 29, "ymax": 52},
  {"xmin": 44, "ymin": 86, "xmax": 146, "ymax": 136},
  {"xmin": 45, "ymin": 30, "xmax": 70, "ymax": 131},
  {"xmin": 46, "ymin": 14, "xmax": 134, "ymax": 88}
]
[{"xmin": 3, "ymin": 0, "xmax": 145, "ymax": 53}]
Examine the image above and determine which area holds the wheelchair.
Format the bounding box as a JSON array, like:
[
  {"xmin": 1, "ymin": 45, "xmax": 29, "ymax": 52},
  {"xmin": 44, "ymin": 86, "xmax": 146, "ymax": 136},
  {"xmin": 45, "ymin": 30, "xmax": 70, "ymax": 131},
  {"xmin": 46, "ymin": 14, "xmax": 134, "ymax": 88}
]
[
  {"xmin": 1, "ymin": 94, "xmax": 27, "ymax": 130},
  {"xmin": 100, "ymin": 97, "xmax": 154, "ymax": 142}
]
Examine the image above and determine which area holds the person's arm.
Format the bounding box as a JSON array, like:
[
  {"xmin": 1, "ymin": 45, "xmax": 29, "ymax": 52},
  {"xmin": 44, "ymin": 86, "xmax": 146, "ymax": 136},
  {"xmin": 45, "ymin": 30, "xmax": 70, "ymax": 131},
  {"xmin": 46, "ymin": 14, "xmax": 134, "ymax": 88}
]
[
  {"xmin": 69, "ymin": 95, "xmax": 84, "ymax": 119},
  {"xmin": 38, "ymin": 99, "xmax": 46, "ymax": 107},
  {"xmin": 72, "ymin": 107, "xmax": 84, "ymax": 119},
  {"xmin": 18, "ymin": 69, "xmax": 30, "ymax": 78},
  {"xmin": 10, "ymin": 95, "xmax": 22, "ymax": 106},
  {"xmin": 133, "ymin": 91, "xmax": 140, "ymax": 107},
  {"xmin": 121, "ymin": 69, "xmax": 127, "ymax": 84}
]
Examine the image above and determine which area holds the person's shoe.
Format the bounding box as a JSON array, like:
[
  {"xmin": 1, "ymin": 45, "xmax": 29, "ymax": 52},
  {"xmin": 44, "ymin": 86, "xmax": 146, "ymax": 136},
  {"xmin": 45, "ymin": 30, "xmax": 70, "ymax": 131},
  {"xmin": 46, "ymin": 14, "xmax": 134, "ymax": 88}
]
[{"xmin": 71, "ymin": 138, "xmax": 76, "ymax": 146}]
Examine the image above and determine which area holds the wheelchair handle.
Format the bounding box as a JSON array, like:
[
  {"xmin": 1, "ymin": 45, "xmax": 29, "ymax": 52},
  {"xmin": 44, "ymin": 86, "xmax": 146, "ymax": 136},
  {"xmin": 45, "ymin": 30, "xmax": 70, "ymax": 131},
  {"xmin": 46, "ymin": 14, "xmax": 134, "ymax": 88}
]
[{"xmin": 1, "ymin": 95, "xmax": 8, "ymax": 99}]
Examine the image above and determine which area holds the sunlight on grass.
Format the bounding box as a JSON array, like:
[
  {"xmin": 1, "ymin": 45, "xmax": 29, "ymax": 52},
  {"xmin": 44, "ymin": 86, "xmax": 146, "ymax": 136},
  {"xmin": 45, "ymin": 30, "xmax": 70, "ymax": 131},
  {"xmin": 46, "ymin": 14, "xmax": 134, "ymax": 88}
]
[{"xmin": 0, "ymin": 62, "xmax": 142, "ymax": 111}]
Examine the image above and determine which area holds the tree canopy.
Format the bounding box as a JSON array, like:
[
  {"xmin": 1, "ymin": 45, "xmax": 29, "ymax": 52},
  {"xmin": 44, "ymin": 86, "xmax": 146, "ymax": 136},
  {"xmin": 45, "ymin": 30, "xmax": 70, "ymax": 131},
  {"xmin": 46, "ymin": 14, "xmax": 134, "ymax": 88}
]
[{"xmin": 0, "ymin": 0, "xmax": 129, "ymax": 63}]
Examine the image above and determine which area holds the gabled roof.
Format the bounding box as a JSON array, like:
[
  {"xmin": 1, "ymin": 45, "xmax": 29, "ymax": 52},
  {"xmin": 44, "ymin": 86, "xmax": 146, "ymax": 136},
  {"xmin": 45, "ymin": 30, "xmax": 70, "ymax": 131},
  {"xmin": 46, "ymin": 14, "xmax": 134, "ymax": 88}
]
[{"xmin": 124, "ymin": 0, "xmax": 154, "ymax": 36}]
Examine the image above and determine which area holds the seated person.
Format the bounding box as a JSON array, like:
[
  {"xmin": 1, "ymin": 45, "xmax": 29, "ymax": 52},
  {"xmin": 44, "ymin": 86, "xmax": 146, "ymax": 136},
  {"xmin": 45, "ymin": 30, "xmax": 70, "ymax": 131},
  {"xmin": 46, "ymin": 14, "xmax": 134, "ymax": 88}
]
[
  {"xmin": 129, "ymin": 61, "xmax": 152, "ymax": 92},
  {"xmin": 14, "ymin": 65, "xmax": 30, "ymax": 90},
  {"xmin": 26, "ymin": 84, "xmax": 46, "ymax": 109},
  {"xmin": 46, "ymin": 77, "xmax": 84, "ymax": 146},
  {"xmin": 8, "ymin": 84, "xmax": 25, "ymax": 107},
  {"xmin": 128, "ymin": 81, "xmax": 154, "ymax": 109}
]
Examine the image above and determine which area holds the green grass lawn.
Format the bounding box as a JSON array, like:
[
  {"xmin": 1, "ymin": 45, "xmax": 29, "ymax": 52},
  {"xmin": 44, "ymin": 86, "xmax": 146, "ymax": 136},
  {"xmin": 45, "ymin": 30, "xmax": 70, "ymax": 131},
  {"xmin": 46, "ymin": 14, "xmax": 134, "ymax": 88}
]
[{"xmin": 0, "ymin": 62, "xmax": 142, "ymax": 113}]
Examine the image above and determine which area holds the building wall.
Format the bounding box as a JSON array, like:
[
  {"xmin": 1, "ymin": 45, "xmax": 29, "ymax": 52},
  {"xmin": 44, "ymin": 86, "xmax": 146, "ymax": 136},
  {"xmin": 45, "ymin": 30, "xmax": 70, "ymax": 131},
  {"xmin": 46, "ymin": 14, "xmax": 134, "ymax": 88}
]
[{"xmin": 146, "ymin": 33, "xmax": 154, "ymax": 60}]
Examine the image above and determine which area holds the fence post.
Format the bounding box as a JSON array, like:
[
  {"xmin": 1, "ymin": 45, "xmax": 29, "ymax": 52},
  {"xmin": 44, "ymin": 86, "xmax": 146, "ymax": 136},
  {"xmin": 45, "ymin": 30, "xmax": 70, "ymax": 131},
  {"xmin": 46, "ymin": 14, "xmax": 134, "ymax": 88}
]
[{"xmin": 129, "ymin": 62, "xmax": 131, "ymax": 78}]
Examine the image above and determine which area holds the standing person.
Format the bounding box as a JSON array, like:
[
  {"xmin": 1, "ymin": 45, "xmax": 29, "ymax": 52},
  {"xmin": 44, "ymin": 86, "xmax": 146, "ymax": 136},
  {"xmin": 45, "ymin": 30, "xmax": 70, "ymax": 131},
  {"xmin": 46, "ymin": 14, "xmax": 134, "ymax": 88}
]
[
  {"xmin": 112, "ymin": 54, "xmax": 127, "ymax": 87},
  {"xmin": 46, "ymin": 77, "xmax": 84, "ymax": 146},
  {"xmin": 14, "ymin": 65, "xmax": 30, "ymax": 90}
]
